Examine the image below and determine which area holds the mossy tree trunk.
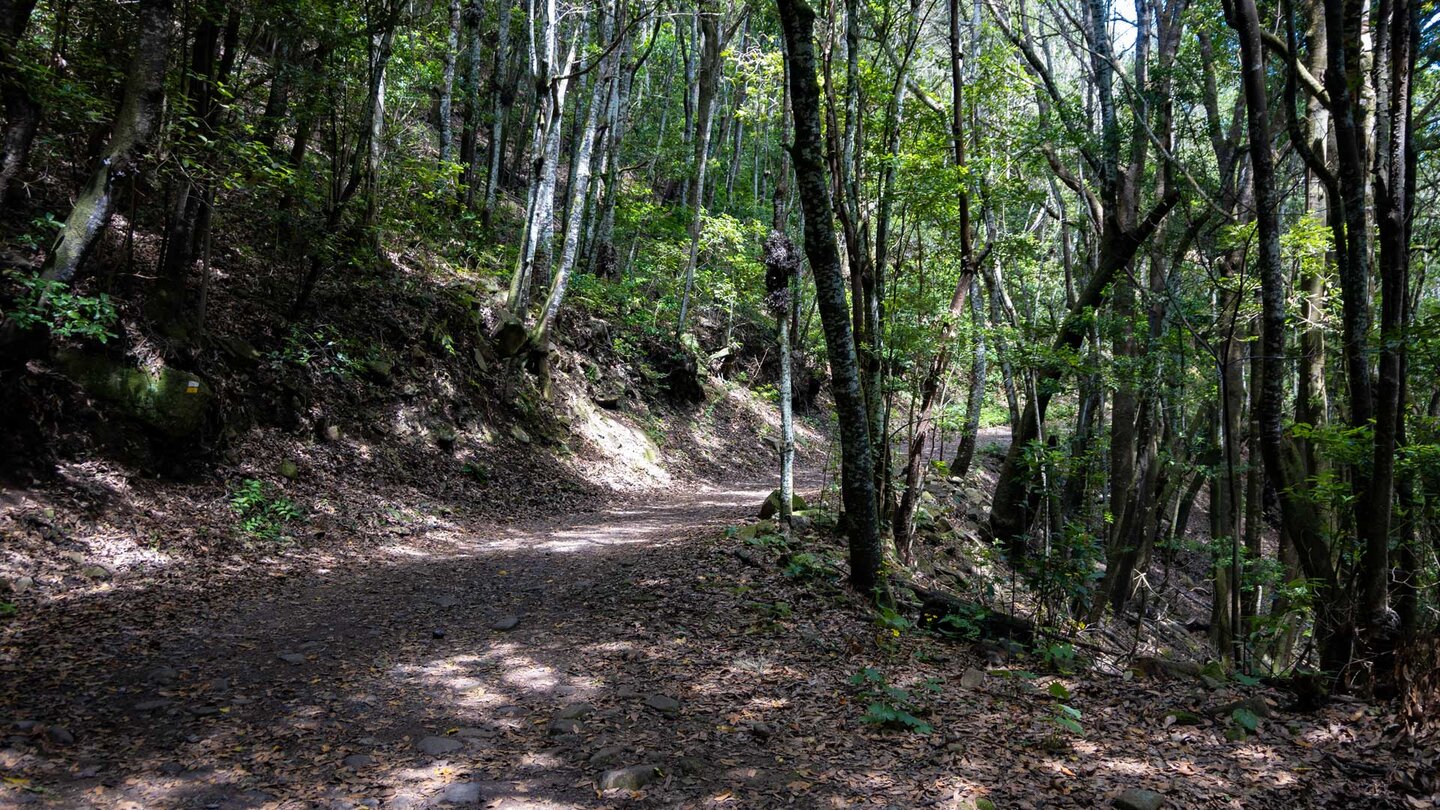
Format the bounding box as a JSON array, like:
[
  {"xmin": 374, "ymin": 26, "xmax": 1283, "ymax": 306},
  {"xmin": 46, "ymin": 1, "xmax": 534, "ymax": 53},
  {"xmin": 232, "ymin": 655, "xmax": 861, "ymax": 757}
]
[{"xmin": 41, "ymin": 0, "xmax": 173, "ymax": 286}]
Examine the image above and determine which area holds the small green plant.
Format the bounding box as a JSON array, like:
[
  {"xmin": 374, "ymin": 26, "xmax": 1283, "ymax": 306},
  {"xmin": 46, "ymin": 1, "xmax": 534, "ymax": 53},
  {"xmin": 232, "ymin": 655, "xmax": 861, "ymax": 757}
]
[
  {"xmin": 1227, "ymin": 706, "xmax": 1260, "ymax": 740},
  {"xmin": 0, "ymin": 602, "xmax": 16, "ymax": 619},
  {"xmin": 461, "ymin": 461, "xmax": 490, "ymax": 483},
  {"xmin": 230, "ymin": 479, "xmax": 303, "ymax": 542},
  {"xmin": 1035, "ymin": 641, "xmax": 1078, "ymax": 674},
  {"xmin": 2, "ymin": 270, "xmax": 118, "ymax": 343},
  {"xmin": 782, "ymin": 551, "xmax": 830, "ymax": 579},
  {"xmin": 849, "ymin": 667, "xmax": 938, "ymax": 734},
  {"xmin": 934, "ymin": 604, "xmax": 989, "ymax": 641},
  {"xmin": 14, "ymin": 212, "xmax": 62, "ymax": 250},
  {"xmin": 1046, "ymin": 681, "xmax": 1084, "ymax": 735}
]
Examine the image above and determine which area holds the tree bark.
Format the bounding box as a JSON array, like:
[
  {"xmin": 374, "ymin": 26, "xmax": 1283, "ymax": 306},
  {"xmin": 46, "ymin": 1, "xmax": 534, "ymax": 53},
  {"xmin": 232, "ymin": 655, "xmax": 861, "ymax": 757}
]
[
  {"xmin": 777, "ymin": 0, "xmax": 883, "ymax": 595},
  {"xmin": 0, "ymin": 0, "xmax": 40, "ymax": 207},
  {"xmin": 438, "ymin": 0, "xmax": 462, "ymax": 165},
  {"xmin": 41, "ymin": 0, "xmax": 173, "ymax": 285}
]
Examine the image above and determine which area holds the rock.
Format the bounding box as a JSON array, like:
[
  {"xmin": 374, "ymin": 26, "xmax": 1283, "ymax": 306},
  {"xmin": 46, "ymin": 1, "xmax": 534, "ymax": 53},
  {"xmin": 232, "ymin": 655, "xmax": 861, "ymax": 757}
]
[
  {"xmin": 80, "ymin": 564, "xmax": 111, "ymax": 580},
  {"xmin": 644, "ymin": 694, "xmax": 680, "ymax": 714},
  {"xmin": 278, "ymin": 652, "xmax": 307, "ymax": 665},
  {"xmin": 508, "ymin": 425, "xmax": 531, "ymax": 444},
  {"xmin": 6, "ymin": 576, "xmax": 33, "ymax": 594},
  {"xmin": 433, "ymin": 595, "xmax": 460, "ymax": 608},
  {"xmin": 440, "ymin": 782, "xmax": 483, "ymax": 805},
  {"xmin": 758, "ymin": 489, "xmax": 808, "ymax": 520},
  {"xmin": 188, "ymin": 706, "xmax": 221, "ymax": 717},
  {"xmin": 491, "ymin": 615, "xmax": 521, "ymax": 631},
  {"xmin": 416, "ymin": 736, "xmax": 462, "ymax": 756},
  {"xmin": 342, "ymin": 754, "xmax": 375, "ymax": 769},
  {"xmin": 1208, "ymin": 695, "xmax": 1272, "ymax": 719},
  {"xmin": 214, "ymin": 335, "xmax": 261, "ymax": 365},
  {"xmin": 1162, "ymin": 710, "xmax": 1203, "ymax": 726},
  {"xmin": 556, "ymin": 703, "xmax": 595, "ymax": 720},
  {"xmin": 960, "ymin": 668, "xmax": 985, "ymax": 689},
  {"xmin": 12, "ymin": 720, "xmax": 38, "ymax": 731},
  {"xmin": 53, "ymin": 350, "xmax": 214, "ymax": 439},
  {"xmin": 323, "ymin": 424, "xmax": 342, "ymax": 442},
  {"xmin": 599, "ymin": 764, "xmax": 659, "ymax": 792},
  {"xmin": 134, "ymin": 699, "xmax": 172, "ymax": 712},
  {"xmin": 548, "ymin": 718, "xmax": 582, "ymax": 736},
  {"xmin": 455, "ymin": 727, "xmax": 487, "ymax": 738},
  {"xmin": 46, "ymin": 726, "xmax": 74, "ymax": 746},
  {"xmin": 279, "ymin": 459, "xmax": 299, "ymax": 479},
  {"xmin": 734, "ymin": 520, "xmax": 776, "ymax": 541},
  {"xmin": 789, "ymin": 514, "xmax": 814, "ymax": 532},
  {"xmin": 588, "ymin": 746, "xmax": 627, "ymax": 767},
  {"xmin": 1114, "ymin": 788, "xmax": 1165, "ymax": 810},
  {"xmin": 432, "ymin": 628, "xmax": 446, "ymax": 639},
  {"xmin": 147, "ymin": 666, "xmax": 179, "ymax": 684},
  {"xmin": 361, "ymin": 358, "xmax": 393, "ymax": 382}
]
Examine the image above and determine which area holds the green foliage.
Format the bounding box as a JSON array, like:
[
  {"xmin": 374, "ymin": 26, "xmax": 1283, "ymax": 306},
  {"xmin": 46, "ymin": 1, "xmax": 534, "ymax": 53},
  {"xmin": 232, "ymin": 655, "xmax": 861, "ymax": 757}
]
[
  {"xmin": 934, "ymin": 603, "xmax": 989, "ymax": 641},
  {"xmin": 0, "ymin": 602, "xmax": 16, "ymax": 620},
  {"xmin": 2, "ymin": 271, "xmax": 117, "ymax": 343},
  {"xmin": 782, "ymin": 551, "xmax": 831, "ymax": 580},
  {"xmin": 230, "ymin": 479, "xmax": 303, "ymax": 542},
  {"xmin": 270, "ymin": 324, "xmax": 367, "ymax": 378},
  {"xmin": 1044, "ymin": 681, "xmax": 1084, "ymax": 736},
  {"xmin": 849, "ymin": 667, "xmax": 937, "ymax": 734},
  {"xmin": 1035, "ymin": 641, "xmax": 1078, "ymax": 674}
]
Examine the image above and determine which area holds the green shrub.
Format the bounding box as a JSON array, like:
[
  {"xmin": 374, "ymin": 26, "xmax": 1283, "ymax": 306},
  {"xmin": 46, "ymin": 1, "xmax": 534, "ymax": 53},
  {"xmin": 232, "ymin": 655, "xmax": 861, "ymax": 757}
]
[{"xmin": 230, "ymin": 479, "xmax": 303, "ymax": 542}]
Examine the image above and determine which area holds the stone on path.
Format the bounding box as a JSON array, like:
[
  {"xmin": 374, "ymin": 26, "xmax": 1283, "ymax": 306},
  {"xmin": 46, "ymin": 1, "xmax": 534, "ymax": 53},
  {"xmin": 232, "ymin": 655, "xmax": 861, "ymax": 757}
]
[
  {"xmin": 556, "ymin": 703, "xmax": 595, "ymax": 720},
  {"xmin": 81, "ymin": 564, "xmax": 111, "ymax": 580},
  {"xmin": 134, "ymin": 699, "xmax": 172, "ymax": 712},
  {"xmin": 46, "ymin": 726, "xmax": 74, "ymax": 746},
  {"xmin": 548, "ymin": 718, "xmax": 582, "ymax": 736},
  {"xmin": 645, "ymin": 694, "xmax": 680, "ymax": 714},
  {"xmin": 278, "ymin": 652, "xmax": 307, "ymax": 665},
  {"xmin": 1114, "ymin": 788, "xmax": 1166, "ymax": 810},
  {"xmin": 440, "ymin": 782, "xmax": 485, "ymax": 805},
  {"xmin": 434, "ymin": 595, "xmax": 460, "ymax": 608},
  {"xmin": 147, "ymin": 666, "xmax": 179, "ymax": 684},
  {"xmin": 491, "ymin": 615, "xmax": 521, "ymax": 631},
  {"xmin": 417, "ymin": 736, "xmax": 463, "ymax": 756},
  {"xmin": 599, "ymin": 764, "xmax": 659, "ymax": 792},
  {"xmin": 342, "ymin": 754, "xmax": 375, "ymax": 769}
]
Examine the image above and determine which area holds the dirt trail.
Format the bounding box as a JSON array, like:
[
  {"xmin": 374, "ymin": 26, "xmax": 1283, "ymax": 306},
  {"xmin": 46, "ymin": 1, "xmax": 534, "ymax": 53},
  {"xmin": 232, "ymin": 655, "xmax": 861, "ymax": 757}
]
[
  {"xmin": 2, "ymin": 478, "xmax": 824, "ymax": 809},
  {"xmin": 0, "ymin": 469, "xmax": 1405, "ymax": 810}
]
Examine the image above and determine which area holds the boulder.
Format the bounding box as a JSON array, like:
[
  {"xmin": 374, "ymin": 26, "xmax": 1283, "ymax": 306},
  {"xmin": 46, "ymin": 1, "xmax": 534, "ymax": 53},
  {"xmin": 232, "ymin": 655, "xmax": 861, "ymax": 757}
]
[
  {"xmin": 758, "ymin": 490, "xmax": 808, "ymax": 520},
  {"xmin": 54, "ymin": 350, "xmax": 212, "ymax": 438}
]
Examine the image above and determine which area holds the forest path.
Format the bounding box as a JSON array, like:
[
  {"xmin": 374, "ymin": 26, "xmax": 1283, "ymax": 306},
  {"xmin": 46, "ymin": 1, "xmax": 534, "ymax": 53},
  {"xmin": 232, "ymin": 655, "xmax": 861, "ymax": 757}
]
[
  {"xmin": 3, "ymin": 476, "xmax": 848, "ymax": 810},
  {"xmin": 2, "ymin": 466, "xmax": 1395, "ymax": 810}
]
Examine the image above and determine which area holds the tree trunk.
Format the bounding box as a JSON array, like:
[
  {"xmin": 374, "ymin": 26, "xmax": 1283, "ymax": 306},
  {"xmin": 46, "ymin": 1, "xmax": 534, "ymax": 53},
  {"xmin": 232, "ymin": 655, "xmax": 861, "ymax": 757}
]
[
  {"xmin": 482, "ymin": 0, "xmax": 513, "ymax": 220},
  {"xmin": 675, "ymin": 0, "xmax": 720, "ymax": 335},
  {"xmin": 41, "ymin": 0, "xmax": 173, "ymax": 286},
  {"xmin": 0, "ymin": 0, "xmax": 41, "ymax": 207},
  {"xmin": 777, "ymin": 0, "xmax": 883, "ymax": 595},
  {"xmin": 438, "ymin": 0, "xmax": 462, "ymax": 166},
  {"xmin": 1229, "ymin": 0, "xmax": 1349, "ymax": 675},
  {"xmin": 952, "ymin": 278, "xmax": 986, "ymax": 478},
  {"xmin": 532, "ymin": 1, "xmax": 617, "ymax": 367}
]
